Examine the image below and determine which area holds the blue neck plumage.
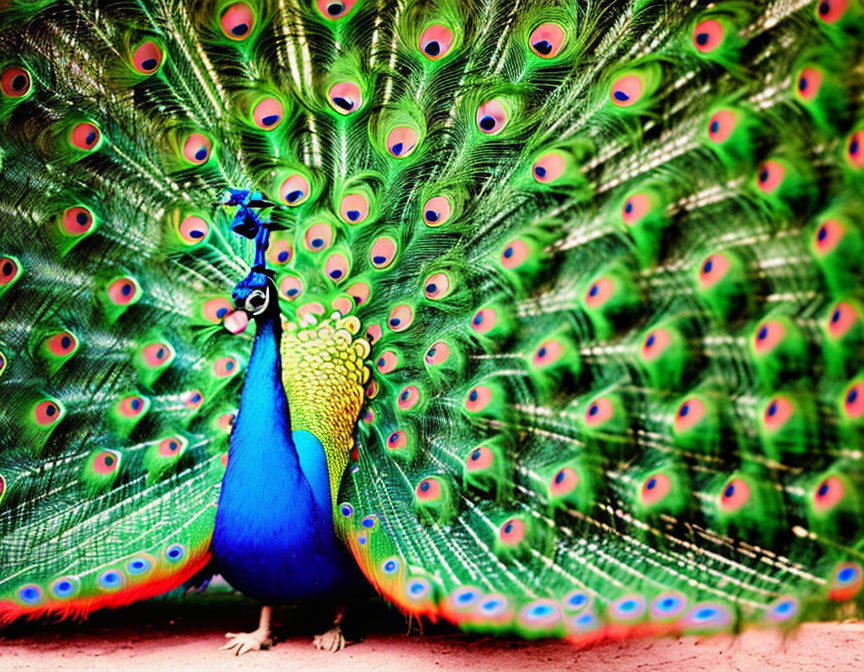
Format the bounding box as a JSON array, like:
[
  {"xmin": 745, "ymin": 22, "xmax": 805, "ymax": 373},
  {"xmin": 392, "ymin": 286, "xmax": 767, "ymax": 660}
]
[{"xmin": 222, "ymin": 306, "xmax": 331, "ymax": 514}]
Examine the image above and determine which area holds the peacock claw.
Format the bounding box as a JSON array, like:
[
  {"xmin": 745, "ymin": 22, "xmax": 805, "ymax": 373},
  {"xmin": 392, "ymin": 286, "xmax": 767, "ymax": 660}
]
[
  {"xmin": 220, "ymin": 629, "xmax": 273, "ymax": 656},
  {"xmin": 313, "ymin": 625, "xmax": 346, "ymax": 652}
]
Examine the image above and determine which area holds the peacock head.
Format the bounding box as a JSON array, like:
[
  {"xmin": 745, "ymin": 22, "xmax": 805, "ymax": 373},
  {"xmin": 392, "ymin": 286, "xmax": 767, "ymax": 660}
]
[{"xmin": 227, "ymin": 265, "xmax": 278, "ymax": 332}]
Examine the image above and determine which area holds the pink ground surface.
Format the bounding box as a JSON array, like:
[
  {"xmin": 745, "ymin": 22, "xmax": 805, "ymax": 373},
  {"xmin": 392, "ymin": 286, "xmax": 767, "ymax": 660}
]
[{"xmin": 1, "ymin": 593, "xmax": 863, "ymax": 672}]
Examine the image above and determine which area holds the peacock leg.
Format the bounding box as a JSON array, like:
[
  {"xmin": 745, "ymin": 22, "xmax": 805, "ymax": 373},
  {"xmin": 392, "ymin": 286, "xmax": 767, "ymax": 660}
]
[
  {"xmin": 312, "ymin": 604, "xmax": 347, "ymax": 652},
  {"xmin": 220, "ymin": 605, "xmax": 274, "ymax": 655}
]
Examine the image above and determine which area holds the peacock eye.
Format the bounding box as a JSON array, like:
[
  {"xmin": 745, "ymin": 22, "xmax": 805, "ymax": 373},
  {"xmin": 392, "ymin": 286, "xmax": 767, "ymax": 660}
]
[
  {"xmin": 533, "ymin": 151, "xmax": 566, "ymax": 184},
  {"xmin": 691, "ymin": 19, "xmax": 725, "ymax": 54},
  {"xmin": 70, "ymin": 122, "xmax": 101, "ymax": 151},
  {"xmin": 422, "ymin": 196, "xmax": 452, "ymax": 227},
  {"xmin": 221, "ymin": 3, "xmax": 255, "ymax": 40},
  {"xmin": 370, "ymin": 237, "xmax": 397, "ymax": 269},
  {"xmin": 340, "ymin": 193, "xmax": 369, "ymax": 223},
  {"xmin": 317, "ymin": 0, "xmax": 356, "ymax": 19},
  {"xmin": 610, "ymin": 74, "xmax": 643, "ymax": 107},
  {"xmin": 795, "ymin": 66, "xmax": 823, "ymax": 102},
  {"xmin": 756, "ymin": 160, "xmax": 785, "ymax": 194},
  {"xmin": 476, "ymin": 99, "xmax": 509, "ymax": 135},
  {"xmin": 303, "ymin": 222, "xmax": 334, "ymax": 252},
  {"xmin": 847, "ymin": 130, "xmax": 864, "ymax": 169},
  {"xmin": 182, "ymin": 132, "xmax": 211, "ymax": 164},
  {"xmin": 324, "ymin": 253, "xmax": 350, "ymax": 283},
  {"xmin": 132, "ymin": 41, "xmax": 163, "ymax": 74},
  {"xmin": 62, "ymin": 206, "xmax": 95, "ymax": 236},
  {"xmin": 817, "ymin": 0, "xmax": 849, "ymax": 24},
  {"xmin": 387, "ymin": 126, "xmax": 418, "ymax": 158},
  {"xmin": 280, "ymin": 174, "xmax": 310, "ymax": 206},
  {"xmin": 707, "ymin": 109, "xmax": 736, "ymax": 144},
  {"xmin": 278, "ymin": 274, "xmax": 304, "ymax": 301},
  {"xmin": 529, "ymin": 23, "xmax": 566, "ymax": 58},
  {"xmin": 423, "ymin": 272, "xmax": 450, "ymax": 300},
  {"xmin": 621, "ymin": 192, "xmax": 651, "ymax": 225},
  {"xmin": 418, "ymin": 24, "xmax": 454, "ymax": 60},
  {"xmin": 1, "ymin": 66, "xmax": 31, "ymax": 98},
  {"xmin": 177, "ymin": 215, "xmax": 209, "ymax": 245},
  {"xmin": 245, "ymin": 288, "xmax": 269, "ymax": 314},
  {"xmin": 328, "ymin": 81, "xmax": 362, "ymax": 115},
  {"xmin": 252, "ymin": 97, "xmax": 284, "ymax": 130}
]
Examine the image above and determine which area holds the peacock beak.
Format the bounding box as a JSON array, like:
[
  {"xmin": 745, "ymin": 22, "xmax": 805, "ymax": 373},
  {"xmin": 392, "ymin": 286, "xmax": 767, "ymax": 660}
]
[{"xmin": 224, "ymin": 310, "xmax": 250, "ymax": 334}]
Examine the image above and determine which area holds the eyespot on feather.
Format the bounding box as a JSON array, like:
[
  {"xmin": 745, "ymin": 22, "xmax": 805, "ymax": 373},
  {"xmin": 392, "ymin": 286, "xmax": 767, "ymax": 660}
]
[
  {"xmin": 471, "ymin": 307, "xmax": 497, "ymax": 335},
  {"xmin": 280, "ymin": 174, "xmax": 310, "ymax": 206},
  {"xmin": 499, "ymin": 518, "xmax": 526, "ymax": 546},
  {"xmin": 266, "ymin": 238, "xmax": 292, "ymax": 265},
  {"xmin": 340, "ymin": 193, "xmax": 369, "ymax": 223},
  {"xmin": 753, "ymin": 320, "xmax": 785, "ymax": 353},
  {"xmin": 387, "ymin": 304, "xmax": 413, "ymax": 332},
  {"xmin": 33, "ymin": 399, "xmax": 63, "ymax": 427},
  {"xmin": 370, "ymin": 237, "xmax": 397, "ymax": 269},
  {"xmin": 720, "ymin": 478, "xmax": 750, "ymax": 512},
  {"xmin": 336, "ymin": 281, "xmax": 368, "ymax": 309},
  {"xmin": 0, "ymin": 257, "xmax": 21, "ymax": 286},
  {"xmin": 422, "ymin": 196, "xmax": 452, "ymax": 227},
  {"xmin": 324, "ymin": 252, "xmax": 350, "ymax": 282},
  {"xmin": 177, "ymin": 215, "xmax": 210, "ymax": 244},
  {"xmin": 425, "ymin": 341, "xmax": 450, "ymax": 366},
  {"xmin": 533, "ymin": 151, "xmax": 567, "ymax": 184},
  {"xmin": 397, "ymin": 385, "xmax": 421, "ymax": 411},
  {"xmin": 419, "ymin": 24, "xmax": 455, "ymax": 60},
  {"xmin": 252, "ymin": 97, "xmax": 284, "ymax": 129},
  {"xmin": 182, "ymin": 132, "xmax": 211, "ymax": 164},
  {"xmin": 584, "ymin": 397, "xmax": 614, "ymax": 426},
  {"xmin": 610, "ymin": 75, "xmax": 643, "ymax": 107},
  {"xmin": 466, "ymin": 445, "xmax": 494, "ymax": 472},
  {"xmin": 213, "ymin": 356, "xmax": 238, "ymax": 378},
  {"xmin": 756, "ymin": 161, "xmax": 785, "ymax": 194},
  {"xmin": 278, "ymin": 274, "xmax": 304, "ymax": 301},
  {"xmin": 69, "ymin": 122, "xmax": 101, "ymax": 151},
  {"xmin": 533, "ymin": 339, "xmax": 563, "ymax": 368},
  {"xmin": 692, "ymin": 19, "xmax": 725, "ymax": 54},
  {"xmin": 846, "ymin": 130, "xmax": 864, "ymax": 169},
  {"xmin": 423, "ymin": 272, "xmax": 450, "ymax": 300},
  {"xmin": 142, "ymin": 342, "xmax": 173, "ymax": 368},
  {"xmin": 817, "ymin": 0, "xmax": 850, "ymax": 24},
  {"xmin": 316, "ymin": 0, "xmax": 356, "ymax": 20},
  {"xmin": 202, "ymin": 297, "xmax": 232, "ymax": 323},
  {"xmin": 387, "ymin": 126, "xmax": 418, "ymax": 158},
  {"xmin": 476, "ymin": 99, "xmax": 509, "ymax": 135},
  {"xmin": 529, "ymin": 23, "xmax": 566, "ymax": 58},
  {"xmin": 107, "ymin": 277, "xmax": 139, "ymax": 306},
  {"xmin": 1, "ymin": 66, "xmax": 31, "ymax": 98},
  {"xmin": 132, "ymin": 41, "xmax": 163, "ymax": 74},
  {"xmin": 220, "ymin": 3, "xmax": 255, "ymax": 40},
  {"xmin": 464, "ymin": 385, "xmax": 492, "ymax": 413},
  {"xmin": 707, "ymin": 109, "xmax": 737, "ymax": 144},
  {"xmin": 328, "ymin": 81, "xmax": 363, "ymax": 115},
  {"xmin": 61, "ymin": 206, "xmax": 95, "ymax": 236},
  {"xmin": 375, "ymin": 350, "xmax": 398, "ymax": 374},
  {"xmin": 795, "ymin": 66, "xmax": 823, "ymax": 102}
]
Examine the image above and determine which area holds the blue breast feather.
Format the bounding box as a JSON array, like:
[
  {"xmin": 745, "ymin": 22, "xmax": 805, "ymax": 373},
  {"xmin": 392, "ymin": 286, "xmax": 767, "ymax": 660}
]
[{"xmin": 212, "ymin": 314, "xmax": 362, "ymax": 603}]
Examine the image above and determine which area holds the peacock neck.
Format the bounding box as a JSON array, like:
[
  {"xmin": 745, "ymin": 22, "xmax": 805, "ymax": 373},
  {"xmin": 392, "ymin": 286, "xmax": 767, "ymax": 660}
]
[{"xmin": 221, "ymin": 308, "xmax": 332, "ymax": 514}]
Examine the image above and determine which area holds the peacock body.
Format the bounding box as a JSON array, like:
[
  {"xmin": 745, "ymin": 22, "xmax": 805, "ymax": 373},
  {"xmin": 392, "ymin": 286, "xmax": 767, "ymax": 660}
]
[{"xmin": 1, "ymin": 0, "xmax": 864, "ymax": 649}]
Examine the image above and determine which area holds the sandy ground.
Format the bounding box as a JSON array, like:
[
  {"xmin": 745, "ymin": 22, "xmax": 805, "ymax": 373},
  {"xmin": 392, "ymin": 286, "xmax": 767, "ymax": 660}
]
[{"xmin": 2, "ymin": 592, "xmax": 864, "ymax": 672}]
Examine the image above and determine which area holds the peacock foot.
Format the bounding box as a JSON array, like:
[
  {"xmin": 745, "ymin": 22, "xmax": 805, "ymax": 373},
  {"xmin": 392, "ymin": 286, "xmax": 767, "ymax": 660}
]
[
  {"xmin": 220, "ymin": 629, "xmax": 273, "ymax": 656},
  {"xmin": 220, "ymin": 605, "xmax": 274, "ymax": 655},
  {"xmin": 313, "ymin": 625, "xmax": 346, "ymax": 652}
]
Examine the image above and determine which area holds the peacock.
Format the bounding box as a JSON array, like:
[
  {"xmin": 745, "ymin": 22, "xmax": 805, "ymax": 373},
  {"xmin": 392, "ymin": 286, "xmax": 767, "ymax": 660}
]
[{"xmin": 1, "ymin": 0, "xmax": 864, "ymax": 658}]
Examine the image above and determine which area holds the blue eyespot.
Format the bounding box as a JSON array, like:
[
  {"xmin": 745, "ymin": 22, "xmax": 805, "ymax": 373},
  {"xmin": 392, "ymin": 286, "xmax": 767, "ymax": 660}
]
[
  {"xmin": 98, "ymin": 570, "xmax": 123, "ymax": 589},
  {"xmin": 645, "ymin": 333, "xmax": 656, "ymax": 348},
  {"xmin": 361, "ymin": 515, "xmax": 376, "ymax": 529},
  {"xmin": 17, "ymin": 585, "xmax": 42, "ymax": 604},
  {"xmin": 340, "ymin": 503, "xmax": 354, "ymax": 517},
  {"xmin": 165, "ymin": 544, "xmax": 185, "ymax": 562},
  {"xmin": 127, "ymin": 557, "xmax": 152, "ymax": 575},
  {"xmin": 724, "ymin": 484, "xmax": 735, "ymax": 498},
  {"xmin": 645, "ymin": 477, "xmax": 657, "ymax": 491}
]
